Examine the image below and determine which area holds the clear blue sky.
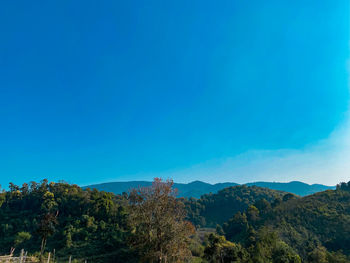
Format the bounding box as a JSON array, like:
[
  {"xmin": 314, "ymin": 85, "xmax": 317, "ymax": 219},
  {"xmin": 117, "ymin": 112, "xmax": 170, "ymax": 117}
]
[{"xmin": 1, "ymin": 0, "xmax": 349, "ymax": 187}]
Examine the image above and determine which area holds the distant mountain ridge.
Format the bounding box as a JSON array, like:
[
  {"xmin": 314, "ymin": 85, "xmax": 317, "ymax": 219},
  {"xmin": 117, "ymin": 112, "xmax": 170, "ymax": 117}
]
[{"xmin": 84, "ymin": 180, "xmax": 335, "ymax": 198}]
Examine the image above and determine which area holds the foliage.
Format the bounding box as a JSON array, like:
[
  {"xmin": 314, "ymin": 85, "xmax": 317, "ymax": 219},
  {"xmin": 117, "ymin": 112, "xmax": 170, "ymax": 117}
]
[
  {"xmin": 0, "ymin": 180, "xmax": 135, "ymax": 262},
  {"xmin": 220, "ymin": 182, "xmax": 350, "ymax": 262},
  {"xmin": 1, "ymin": 179, "xmax": 350, "ymax": 263},
  {"xmin": 249, "ymin": 228, "xmax": 301, "ymax": 263},
  {"xmin": 336, "ymin": 182, "xmax": 350, "ymax": 191},
  {"xmin": 204, "ymin": 233, "xmax": 249, "ymax": 263},
  {"xmin": 14, "ymin": 232, "xmax": 32, "ymax": 248},
  {"xmin": 183, "ymin": 185, "xmax": 286, "ymax": 227}
]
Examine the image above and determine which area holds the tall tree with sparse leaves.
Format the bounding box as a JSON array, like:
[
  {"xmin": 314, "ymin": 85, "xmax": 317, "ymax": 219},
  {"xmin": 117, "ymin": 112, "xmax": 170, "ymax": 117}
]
[{"xmin": 128, "ymin": 178, "xmax": 195, "ymax": 263}]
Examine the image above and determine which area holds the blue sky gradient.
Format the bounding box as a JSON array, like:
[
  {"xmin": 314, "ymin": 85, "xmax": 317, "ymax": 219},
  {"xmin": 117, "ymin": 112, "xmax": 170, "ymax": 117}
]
[{"xmin": 1, "ymin": 0, "xmax": 349, "ymax": 187}]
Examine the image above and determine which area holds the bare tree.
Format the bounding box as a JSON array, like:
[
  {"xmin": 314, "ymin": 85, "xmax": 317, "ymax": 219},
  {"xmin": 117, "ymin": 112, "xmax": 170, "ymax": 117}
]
[{"xmin": 128, "ymin": 178, "xmax": 195, "ymax": 263}]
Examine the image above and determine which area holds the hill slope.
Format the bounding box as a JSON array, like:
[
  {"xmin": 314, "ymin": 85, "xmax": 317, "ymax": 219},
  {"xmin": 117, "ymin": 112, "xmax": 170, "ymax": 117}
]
[
  {"xmin": 183, "ymin": 185, "xmax": 287, "ymax": 226},
  {"xmin": 271, "ymin": 189, "xmax": 350, "ymax": 256},
  {"xmin": 222, "ymin": 185, "xmax": 350, "ymax": 260}
]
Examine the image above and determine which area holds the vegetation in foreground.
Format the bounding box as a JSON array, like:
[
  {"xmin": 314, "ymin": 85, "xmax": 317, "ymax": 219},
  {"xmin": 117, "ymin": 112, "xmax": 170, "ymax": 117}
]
[{"xmin": 0, "ymin": 179, "xmax": 350, "ymax": 262}]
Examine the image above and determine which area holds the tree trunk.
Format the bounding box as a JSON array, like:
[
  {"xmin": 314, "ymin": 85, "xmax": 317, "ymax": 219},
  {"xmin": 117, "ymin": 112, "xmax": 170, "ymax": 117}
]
[{"xmin": 40, "ymin": 236, "xmax": 47, "ymax": 263}]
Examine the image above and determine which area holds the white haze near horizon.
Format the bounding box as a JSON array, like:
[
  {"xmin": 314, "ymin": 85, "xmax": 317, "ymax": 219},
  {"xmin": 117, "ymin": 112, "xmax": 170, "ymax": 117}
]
[
  {"xmin": 161, "ymin": 72, "xmax": 350, "ymax": 186},
  {"xmin": 140, "ymin": 108, "xmax": 349, "ymax": 186},
  {"xmin": 127, "ymin": 80, "xmax": 350, "ymax": 186},
  {"xmin": 113, "ymin": 59, "xmax": 350, "ymax": 187}
]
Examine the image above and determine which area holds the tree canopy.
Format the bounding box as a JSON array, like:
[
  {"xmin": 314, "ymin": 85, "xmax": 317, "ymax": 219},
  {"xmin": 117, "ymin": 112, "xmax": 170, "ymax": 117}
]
[{"xmin": 1, "ymin": 179, "xmax": 350, "ymax": 262}]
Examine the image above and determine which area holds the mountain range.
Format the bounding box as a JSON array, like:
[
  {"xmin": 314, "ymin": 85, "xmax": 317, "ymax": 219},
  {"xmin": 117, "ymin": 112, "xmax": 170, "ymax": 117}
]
[{"xmin": 84, "ymin": 180, "xmax": 335, "ymax": 198}]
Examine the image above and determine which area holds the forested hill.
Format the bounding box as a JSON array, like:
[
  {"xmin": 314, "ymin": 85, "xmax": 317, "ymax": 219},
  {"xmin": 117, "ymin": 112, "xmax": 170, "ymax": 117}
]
[
  {"xmin": 84, "ymin": 180, "xmax": 334, "ymax": 198},
  {"xmin": 219, "ymin": 182, "xmax": 350, "ymax": 261},
  {"xmin": 183, "ymin": 185, "xmax": 287, "ymax": 226}
]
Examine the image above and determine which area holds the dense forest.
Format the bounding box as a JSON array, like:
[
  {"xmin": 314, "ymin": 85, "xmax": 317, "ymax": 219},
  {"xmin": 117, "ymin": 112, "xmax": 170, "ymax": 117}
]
[
  {"xmin": 0, "ymin": 179, "xmax": 350, "ymax": 262},
  {"xmin": 182, "ymin": 185, "xmax": 286, "ymax": 227}
]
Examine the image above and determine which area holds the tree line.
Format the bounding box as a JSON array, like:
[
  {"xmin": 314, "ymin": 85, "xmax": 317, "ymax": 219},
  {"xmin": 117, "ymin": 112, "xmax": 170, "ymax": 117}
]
[{"xmin": 1, "ymin": 179, "xmax": 350, "ymax": 262}]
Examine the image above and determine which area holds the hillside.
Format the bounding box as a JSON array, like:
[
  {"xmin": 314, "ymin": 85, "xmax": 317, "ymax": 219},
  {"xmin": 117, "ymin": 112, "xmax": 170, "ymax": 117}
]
[
  {"xmin": 1, "ymin": 180, "xmax": 349, "ymax": 262},
  {"xmin": 84, "ymin": 180, "xmax": 334, "ymax": 198},
  {"xmin": 221, "ymin": 184, "xmax": 350, "ymax": 261},
  {"xmin": 268, "ymin": 188, "xmax": 350, "ymax": 256},
  {"xmin": 183, "ymin": 185, "xmax": 287, "ymax": 226}
]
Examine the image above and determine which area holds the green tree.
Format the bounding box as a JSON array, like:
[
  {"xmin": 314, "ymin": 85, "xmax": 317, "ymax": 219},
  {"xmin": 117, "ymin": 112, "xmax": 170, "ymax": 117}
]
[
  {"xmin": 204, "ymin": 233, "xmax": 249, "ymax": 263},
  {"xmin": 272, "ymin": 241, "xmax": 301, "ymax": 263},
  {"xmin": 38, "ymin": 189, "xmax": 58, "ymax": 262},
  {"xmin": 223, "ymin": 212, "xmax": 249, "ymax": 243},
  {"xmin": 37, "ymin": 213, "xmax": 58, "ymax": 262},
  {"xmin": 14, "ymin": 231, "xmax": 31, "ymax": 248},
  {"xmin": 0, "ymin": 190, "xmax": 5, "ymax": 207},
  {"xmin": 246, "ymin": 205, "xmax": 259, "ymax": 223},
  {"xmin": 250, "ymin": 229, "xmax": 301, "ymax": 263},
  {"xmin": 308, "ymin": 246, "xmax": 328, "ymax": 263},
  {"xmin": 326, "ymin": 251, "xmax": 349, "ymax": 263}
]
